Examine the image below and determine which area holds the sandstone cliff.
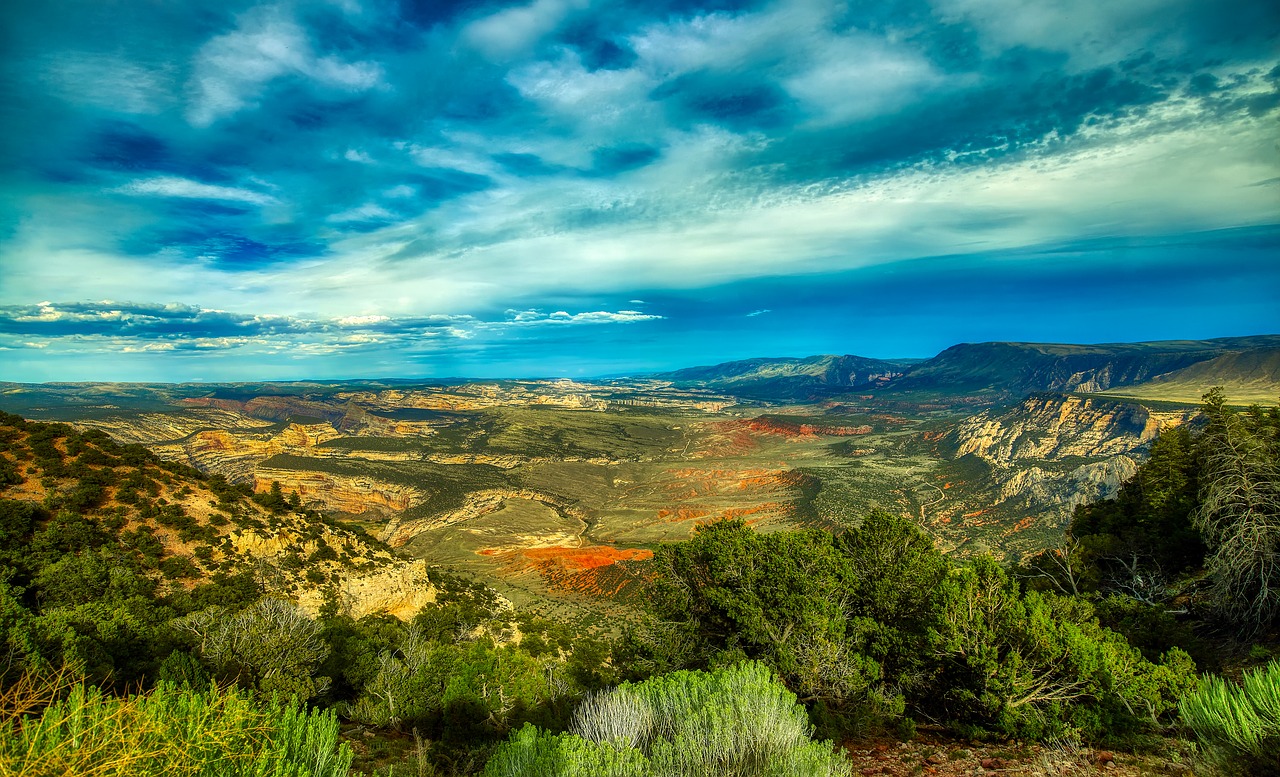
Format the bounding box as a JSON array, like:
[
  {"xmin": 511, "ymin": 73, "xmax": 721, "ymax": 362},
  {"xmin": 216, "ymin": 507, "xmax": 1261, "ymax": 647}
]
[
  {"xmin": 949, "ymin": 394, "xmax": 1187, "ymax": 464},
  {"xmin": 380, "ymin": 488, "xmax": 589, "ymax": 547},
  {"xmin": 253, "ymin": 468, "xmax": 426, "ymax": 516},
  {"xmin": 149, "ymin": 423, "xmax": 342, "ymax": 482},
  {"xmin": 943, "ymin": 394, "xmax": 1195, "ymax": 532}
]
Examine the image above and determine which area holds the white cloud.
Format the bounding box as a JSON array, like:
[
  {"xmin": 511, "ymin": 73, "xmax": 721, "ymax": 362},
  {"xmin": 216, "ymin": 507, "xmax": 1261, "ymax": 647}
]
[
  {"xmin": 463, "ymin": 0, "xmax": 588, "ymax": 60},
  {"xmin": 328, "ymin": 203, "xmax": 395, "ymax": 223},
  {"xmin": 345, "ymin": 149, "xmax": 375, "ymax": 163},
  {"xmin": 783, "ymin": 36, "xmax": 942, "ymax": 125},
  {"xmin": 337, "ymin": 314, "xmax": 390, "ymax": 326},
  {"xmin": 746, "ymin": 309, "xmax": 770, "ymax": 317},
  {"xmin": 186, "ymin": 5, "xmax": 383, "ymax": 126},
  {"xmin": 43, "ymin": 54, "xmax": 175, "ymax": 114},
  {"xmin": 404, "ymin": 143, "xmax": 498, "ymax": 176},
  {"xmin": 113, "ymin": 176, "xmax": 278, "ymax": 206},
  {"xmin": 383, "ymin": 184, "xmax": 416, "ymax": 198},
  {"xmin": 502, "ymin": 308, "xmax": 664, "ymax": 325},
  {"xmin": 931, "ymin": 0, "xmax": 1189, "ymax": 68}
]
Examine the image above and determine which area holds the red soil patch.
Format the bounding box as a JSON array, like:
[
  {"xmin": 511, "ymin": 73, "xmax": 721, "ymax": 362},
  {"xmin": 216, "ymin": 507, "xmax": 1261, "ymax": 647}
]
[
  {"xmin": 477, "ymin": 545, "xmax": 657, "ymax": 598},
  {"xmin": 521, "ymin": 545, "xmax": 654, "ymax": 572},
  {"xmin": 740, "ymin": 418, "xmax": 872, "ymax": 438}
]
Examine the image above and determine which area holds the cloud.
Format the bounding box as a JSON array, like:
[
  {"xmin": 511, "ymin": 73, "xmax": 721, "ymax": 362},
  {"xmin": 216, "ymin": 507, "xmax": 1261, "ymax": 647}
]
[
  {"xmin": 112, "ymin": 176, "xmax": 279, "ymax": 206},
  {"xmin": 0, "ymin": 301, "xmax": 665, "ymax": 365},
  {"xmin": 1, "ymin": 0, "xmax": 1277, "ymax": 380},
  {"xmin": 463, "ymin": 0, "xmax": 588, "ymax": 60},
  {"xmin": 502, "ymin": 309, "xmax": 665, "ymax": 325},
  {"xmin": 186, "ymin": 5, "xmax": 383, "ymax": 126},
  {"xmin": 337, "ymin": 314, "xmax": 390, "ymax": 326},
  {"xmin": 746, "ymin": 309, "xmax": 770, "ymax": 317}
]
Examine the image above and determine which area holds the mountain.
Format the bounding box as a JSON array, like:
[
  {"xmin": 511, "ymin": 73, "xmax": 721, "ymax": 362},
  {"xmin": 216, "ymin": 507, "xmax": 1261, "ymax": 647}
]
[
  {"xmin": 657, "ymin": 354, "xmax": 918, "ymax": 398},
  {"xmin": 874, "ymin": 335, "xmax": 1280, "ymax": 398},
  {"xmin": 1099, "ymin": 347, "xmax": 1280, "ymax": 404},
  {"xmin": 651, "ymin": 336, "xmax": 1280, "ymax": 402}
]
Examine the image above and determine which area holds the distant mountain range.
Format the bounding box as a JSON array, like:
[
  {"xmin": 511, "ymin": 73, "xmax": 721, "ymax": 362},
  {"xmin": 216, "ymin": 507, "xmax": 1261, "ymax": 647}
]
[
  {"xmin": 656, "ymin": 354, "xmax": 920, "ymax": 398},
  {"xmin": 658, "ymin": 335, "xmax": 1280, "ymax": 402}
]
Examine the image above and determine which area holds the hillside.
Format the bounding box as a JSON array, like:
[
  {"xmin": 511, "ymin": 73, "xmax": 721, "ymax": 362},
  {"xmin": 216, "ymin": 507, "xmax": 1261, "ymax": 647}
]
[
  {"xmin": 657, "ymin": 354, "xmax": 917, "ymax": 397},
  {"xmin": 650, "ymin": 335, "xmax": 1280, "ymax": 403},
  {"xmin": 0, "ymin": 412, "xmax": 436, "ymax": 620},
  {"xmin": 883, "ymin": 336, "xmax": 1280, "ymax": 398},
  {"xmin": 1098, "ymin": 347, "xmax": 1280, "ymax": 404}
]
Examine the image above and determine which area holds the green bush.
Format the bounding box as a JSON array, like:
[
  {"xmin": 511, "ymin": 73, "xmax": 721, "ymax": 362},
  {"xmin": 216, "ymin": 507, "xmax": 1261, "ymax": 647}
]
[
  {"xmin": 0, "ymin": 678, "xmax": 352, "ymax": 777},
  {"xmin": 1180, "ymin": 660, "xmax": 1280, "ymax": 776},
  {"xmin": 179, "ymin": 598, "xmax": 330, "ymax": 700},
  {"xmin": 928, "ymin": 557, "xmax": 1196, "ymax": 743},
  {"xmin": 484, "ymin": 662, "xmax": 849, "ymax": 777},
  {"xmin": 347, "ymin": 632, "xmax": 559, "ymax": 738}
]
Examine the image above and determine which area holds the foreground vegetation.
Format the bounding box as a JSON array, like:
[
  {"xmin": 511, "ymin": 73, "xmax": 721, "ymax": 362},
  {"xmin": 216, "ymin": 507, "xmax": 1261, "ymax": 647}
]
[{"xmin": 1, "ymin": 390, "xmax": 1277, "ymax": 775}]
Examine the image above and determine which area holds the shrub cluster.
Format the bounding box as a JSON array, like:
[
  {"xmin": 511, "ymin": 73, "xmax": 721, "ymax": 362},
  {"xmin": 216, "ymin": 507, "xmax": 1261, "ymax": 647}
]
[
  {"xmin": 484, "ymin": 662, "xmax": 849, "ymax": 777},
  {"xmin": 620, "ymin": 512, "xmax": 1197, "ymax": 744}
]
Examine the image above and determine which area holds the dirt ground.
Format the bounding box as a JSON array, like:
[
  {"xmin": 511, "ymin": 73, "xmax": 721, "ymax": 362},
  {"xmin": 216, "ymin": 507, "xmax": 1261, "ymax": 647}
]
[{"xmin": 841, "ymin": 735, "xmax": 1201, "ymax": 777}]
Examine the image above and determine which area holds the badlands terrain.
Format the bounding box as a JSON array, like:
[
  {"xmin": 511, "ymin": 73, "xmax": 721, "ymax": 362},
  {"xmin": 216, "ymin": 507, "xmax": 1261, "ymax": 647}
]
[{"xmin": 3, "ymin": 335, "xmax": 1276, "ymax": 626}]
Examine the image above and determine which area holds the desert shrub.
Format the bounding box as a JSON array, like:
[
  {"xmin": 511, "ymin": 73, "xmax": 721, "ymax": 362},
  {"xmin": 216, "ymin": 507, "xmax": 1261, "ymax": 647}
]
[
  {"xmin": 0, "ymin": 577, "xmax": 45, "ymax": 682},
  {"xmin": 634, "ymin": 518, "xmax": 897, "ymax": 736},
  {"xmin": 0, "ymin": 457, "xmax": 23, "ymax": 488},
  {"xmin": 159, "ymin": 555, "xmax": 201, "ymax": 580},
  {"xmin": 0, "ymin": 676, "xmax": 352, "ymax": 777},
  {"xmin": 484, "ymin": 662, "xmax": 850, "ymax": 777},
  {"xmin": 638, "ymin": 514, "xmax": 1196, "ymax": 745},
  {"xmin": 155, "ymin": 650, "xmax": 210, "ymax": 688},
  {"xmin": 178, "ymin": 598, "xmax": 330, "ymax": 700},
  {"xmin": 347, "ymin": 631, "xmax": 561, "ymax": 739},
  {"xmin": 1180, "ymin": 660, "xmax": 1280, "ymax": 776},
  {"xmin": 316, "ymin": 614, "xmax": 406, "ymax": 701},
  {"xmin": 928, "ymin": 557, "xmax": 1196, "ymax": 743}
]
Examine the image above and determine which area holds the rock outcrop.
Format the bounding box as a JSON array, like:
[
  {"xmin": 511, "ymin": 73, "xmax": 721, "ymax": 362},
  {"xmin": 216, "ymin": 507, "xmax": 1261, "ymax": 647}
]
[
  {"xmin": 253, "ymin": 469, "xmax": 426, "ymax": 516},
  {"xmin": 380, "ymin": 489, "xmax": 588, "ymax": 547},
  {"xmin": 944, "ymin": 394, "xmax": 1196, "ymax": 532},
  {"xmin": 150, "ymin": 423, "xmax": 342, "ymax": 482},
  {"xmin": 949, "ymin": 395, "xmax": 1184, "ymax": 464}
]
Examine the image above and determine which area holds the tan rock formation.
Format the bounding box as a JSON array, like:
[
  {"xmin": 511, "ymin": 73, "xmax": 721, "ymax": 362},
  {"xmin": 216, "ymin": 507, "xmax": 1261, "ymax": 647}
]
[
  {"xmin": 380, "ymin": 489, "xmax": 587, "ymax": 546},
  {"xmin": 253, "ymin": 469, "xmax": 425, "ymax": 515},
  {"xmin": 300, "ymin": 559, "xmax": 438, "ymax": 620},
  {"xmin": 952, "ymin": 395, "xmax": 1192, "ymax": 465}
]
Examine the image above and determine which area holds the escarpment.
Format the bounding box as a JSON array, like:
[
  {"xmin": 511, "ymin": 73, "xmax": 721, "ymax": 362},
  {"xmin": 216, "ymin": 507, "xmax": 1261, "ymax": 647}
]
[
  {"xmin": 940, "ymin": 394, "xmax": 1196, "ymax": 534},
  {"xmin": 253, "ymin": 468, "xmax": 426, "ymax": 516},
  {"xmin": 948, "ymin": 394, "xmax": 1192, "ymax": 464}
]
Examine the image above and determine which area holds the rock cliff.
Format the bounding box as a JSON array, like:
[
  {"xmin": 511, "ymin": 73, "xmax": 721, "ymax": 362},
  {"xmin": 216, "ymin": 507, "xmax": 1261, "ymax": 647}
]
[
  {"xmin": 150, "ymin": 423, "xmax": 342, "ymax": 482},
  {"xmin": 943, "ymin": 394, "xmax": 1196, "ymax": 535},
  {"xmin": 949, "ymin": 395, "xmax": 1186, "ymax": 464},
  {"xmin": 253, "ymin": 468, "xmax": 426, "ymax": 516}
]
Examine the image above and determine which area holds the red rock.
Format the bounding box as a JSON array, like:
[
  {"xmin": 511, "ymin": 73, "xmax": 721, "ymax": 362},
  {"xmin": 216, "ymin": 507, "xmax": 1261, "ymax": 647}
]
[
  {"xmin": 926, "ymin": 753, "xmax": 945, "ymax": 765},
  {"xmin": 981, "ymin": 756, "xmax": 1006, "ymax": 770},
  {"xmin": 860, "ymin": 768, "xmax": 880, "ymax": 776},
  {"xmin": 1097, "ymin": 750, "xmax": 1115, "ymax": 764}
]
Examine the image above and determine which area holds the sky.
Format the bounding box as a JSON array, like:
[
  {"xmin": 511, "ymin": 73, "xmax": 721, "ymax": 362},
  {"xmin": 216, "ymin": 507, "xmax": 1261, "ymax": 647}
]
[{"xmin": 0, "ymin": 0, "xmax": 1277, "ymax": 381}]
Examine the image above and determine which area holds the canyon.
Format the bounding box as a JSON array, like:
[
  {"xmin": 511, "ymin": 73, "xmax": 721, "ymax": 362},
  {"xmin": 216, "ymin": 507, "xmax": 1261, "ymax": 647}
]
[{"xmin": 3, "ymin": 335, "xmax": 1274, "ymax": 620}]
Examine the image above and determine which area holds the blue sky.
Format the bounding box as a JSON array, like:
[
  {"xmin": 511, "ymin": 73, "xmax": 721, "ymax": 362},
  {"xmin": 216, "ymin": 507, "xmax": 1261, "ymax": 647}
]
[{"xmin": 1, "ymin": 0, "xmax": 1277, "ymax": 381}]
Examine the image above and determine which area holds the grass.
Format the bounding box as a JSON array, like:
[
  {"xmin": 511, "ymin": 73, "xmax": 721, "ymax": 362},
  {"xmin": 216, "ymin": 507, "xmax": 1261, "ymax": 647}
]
[
  {"xmin": 0, "ymin": 673, "xmax": 352, "ymax": 777},
  {"xmin": 1180, "ymin": 660, "xmax": 1280, "ymax": 775}
]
